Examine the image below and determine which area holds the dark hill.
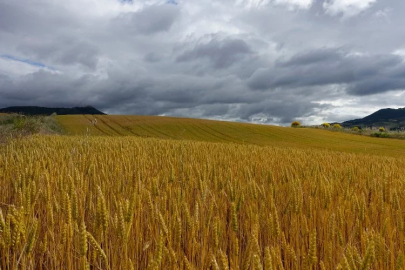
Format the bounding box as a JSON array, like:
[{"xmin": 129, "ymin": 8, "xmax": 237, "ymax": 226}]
[
  {"xmin": 0, "ymin": 106, "xmax": 106, "ymax": 116},
  {"xmin": 362, "ymin": 108, "xmax": 405, "ymax": 121},
  {"xmin": 342, "ymin": 107, "xmax": 405, "ymax": 129}
]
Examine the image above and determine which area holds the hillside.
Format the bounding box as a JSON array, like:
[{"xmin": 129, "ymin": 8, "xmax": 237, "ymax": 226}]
[
  {"xmin": 0, "ymin": 106, "xmax": 106, "ymax": 115},
  {"xmin": 342, "ymin": 107, "xmax": 405, "ymax": 129},
  {"xmin": 56, "ymin": 114, "xmax": 405, "ymax": 156}
]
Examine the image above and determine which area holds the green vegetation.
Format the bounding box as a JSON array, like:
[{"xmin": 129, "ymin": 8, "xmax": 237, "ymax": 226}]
[
  {"xmin": 319, "ymin": 124, "xmax": 405, "ymax": 140},
  {"xmin": 371, "ymin": 132, "xmax": 391, "ymax": 138},
  {"xmin": 321, "ymin": 123, "xmax": 330, "ymax": 128},
  {"xmin": 0, "ymin": 114, "xmax": 63, "ymax": 143},
  {"xmin": 333, "ymin": 123, "xmax": 342, "ymax": 129}
]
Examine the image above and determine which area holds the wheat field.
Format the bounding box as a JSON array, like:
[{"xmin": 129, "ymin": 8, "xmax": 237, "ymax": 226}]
[
  {"xmin": 1, "ymin": 133, "xmax": 405, "ymax": 269},
  {"xmin": 56, "ymin": 115, "xmax": 405, "ymax": 156}
]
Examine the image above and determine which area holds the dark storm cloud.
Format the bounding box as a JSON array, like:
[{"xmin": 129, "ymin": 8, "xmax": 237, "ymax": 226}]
[
  {"xmin": 0, "ymin": 63, "xmax": 333, "ymax": 125},
  {"xmin": 176, "ymin": 38, "xmax": 253, "ymax": 69},
  {"xmin": 347, "ymin": 77, "xmax": 405, "ymax": 96},
  {"xmin": 2, "ymin": 0, "xmax": 405, "ymax": 125},
  {"xmin": 278, "ymin": 48, "xmax": 345, "ymax": 67},
  {"xmin": 248, "ymin": 48, "xmax": 405, "ymax": 95},
  {"xmin": 236, "ymin": 99, "xmax": 326, "ymax": 123}
]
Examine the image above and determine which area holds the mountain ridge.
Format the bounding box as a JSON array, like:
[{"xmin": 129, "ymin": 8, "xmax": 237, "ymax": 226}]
[
  {"xmin": 0, "ymin": 106, "xmax": 106, "ymax": 116},
  {"xmin": 341, "ymin": 107, "xmax": 405, "ymax": 129}
]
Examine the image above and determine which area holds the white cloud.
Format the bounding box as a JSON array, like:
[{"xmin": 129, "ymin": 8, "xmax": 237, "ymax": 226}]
[
  {"xmin": 0, "ymin": 57, "xmax": 57, "ymax": 78},
  {"xmin": 236, "ymin": 0, "xmax": 271, "ymax": 8},
  {"xmin": 323, "ymin": 0, "xmax": 377, "ymax": 17},
  {"xmin": 273, "ymin": 0, "xmax": 313, "ymax": 9},
  {"xmin": 236, "ymin": 0, "xmax": 313, "ymax": 9},
  {"xmin": 374, "ymin": 8, "xmax": 392, "ymax": 19},
  {"xmin": 392, "ymin": 49, "xmax": 405, "ymax": 58}
]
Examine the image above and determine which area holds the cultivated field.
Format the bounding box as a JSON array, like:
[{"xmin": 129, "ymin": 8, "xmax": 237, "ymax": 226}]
[
  {"xmin": 1, "ymin": 117, "xmax": 405, "ymax": 269},
  {"xmin": 57, "ymin": 115, "xmax": 405, "ymax": 156}
]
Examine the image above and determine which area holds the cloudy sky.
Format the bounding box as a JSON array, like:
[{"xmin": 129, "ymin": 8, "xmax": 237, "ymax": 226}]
[{"xmin": 1, "ymin": 0, "xmax": 405, "ymax": 125}]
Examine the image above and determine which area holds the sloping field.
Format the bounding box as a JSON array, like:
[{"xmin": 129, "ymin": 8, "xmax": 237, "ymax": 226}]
[{"xmin": 57, "ymin": 115, "xmax": 405, "ymax": 156}]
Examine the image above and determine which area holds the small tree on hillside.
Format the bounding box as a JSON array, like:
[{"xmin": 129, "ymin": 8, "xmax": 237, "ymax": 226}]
[
  {"xmin": 352, "ymin": 126, "xmax": 359, "ymax": 132},
  {"xmin": 333, "ymin": 124, "xmax": 342, "ymax": 129},
  {"xmin": 291, "ymin": 121, "xmax": 301, "ymax": 128},
  {"xmin": 321, "ymin": 123, "xmax": 330, "ymax": 128},
  {"xmin": 379, "ymin": 127, "xmax": 386, "ymax": 132}
]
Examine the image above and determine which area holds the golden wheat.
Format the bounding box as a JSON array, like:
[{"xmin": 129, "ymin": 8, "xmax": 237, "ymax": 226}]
[{"xmin": 0, "ymin": 135, "xmax": 405, "ymax": 269}]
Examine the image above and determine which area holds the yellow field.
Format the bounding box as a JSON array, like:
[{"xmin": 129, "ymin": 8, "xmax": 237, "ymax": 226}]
[
  {"xmin": 2, "ymin": 116, "xmax": 405, "ymax": 269},
  {"xmin": 1, "ymin": 134, "xmax": 405, "ymax": 269},
  {"xmin": 57, "ymin": 115, "xmax": 405, "ymax": 156}
]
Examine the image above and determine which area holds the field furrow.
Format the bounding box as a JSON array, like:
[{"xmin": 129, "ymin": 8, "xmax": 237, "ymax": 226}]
[{"xmin": 57, "ymin": 115, "xmax": 405, "ymax": 156}]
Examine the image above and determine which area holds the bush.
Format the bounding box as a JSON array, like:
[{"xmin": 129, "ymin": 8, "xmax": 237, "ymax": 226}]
[
  {"xmin": 12, "ymin": 116, "xmax": 26, "ymax": 130},
  {"xmin": 291, "ymin": 121, "xmax": 301, "ymax": 128},
  {"xmin": 351, "ymin": 127, "xmax": 359, "ymax": 132},
  {"xmin": 1, "ymin": 114, "xmax": 63, "ymax": 141},
  {"xmin": 379, "ymin": 127, "xmax": 386, "ymax": 132},
  {"xmin": 321, "ymin": 123, "xmax": 330, "ymax": 128},
  {"xmin": 333, "ymin": 124, "xmax": 342, "ymax": 129},
  {"xmin": 371, "ymin": 132, "xmax": 390, "ymax": 138}
]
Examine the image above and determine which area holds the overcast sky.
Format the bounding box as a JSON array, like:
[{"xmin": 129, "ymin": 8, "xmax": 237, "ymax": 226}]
[{"xmin": 1, "ymin": 0, "xmax": 405, "ymax": 125}]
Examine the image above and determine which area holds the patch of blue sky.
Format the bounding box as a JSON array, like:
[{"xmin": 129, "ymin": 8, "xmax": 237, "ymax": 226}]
[{"xmin": 0, "ymin": 54, "xmax": 56, "ymax": 70}]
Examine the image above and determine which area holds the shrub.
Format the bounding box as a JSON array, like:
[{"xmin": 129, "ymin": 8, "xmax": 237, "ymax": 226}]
[
  {"xmin": 291, "ymin": 121, "xmax": 301, "ymax": 128},
  {"xmin": 333, "ymin": 124, "xmax": 342, "ymax": 129},
  {"xmin": 371, "ymin": 132, "xmax": 390, "ymax": 138},
  {"xmin": 321, "ymin": 123, "xmax": 330, "ymax": 128},
  {"xmin": 1, "ymin": 115, "xmax": 63, "ymax": 140},
  {"xmin": 12, "ymin": 115, "xmax": 26, "ymax": 130},
  {"xmin": 379, "ymin": 127, "xmax": 386, "ymax": 132},
  {"xmin": 351, "ymin": 127, "xmax": 359, "ymax": 132}
]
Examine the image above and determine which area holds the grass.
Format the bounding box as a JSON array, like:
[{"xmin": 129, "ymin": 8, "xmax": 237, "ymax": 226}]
[{"xmin": 57, "ymin": 115, "xmax": 405, "ymax": 156}]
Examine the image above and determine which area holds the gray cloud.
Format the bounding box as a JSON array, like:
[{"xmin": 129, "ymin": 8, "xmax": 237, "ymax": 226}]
[
  {"xmin": 17, "ymin": 38, "xmax": 100, "ymax": 70},
  {"xmin": 248, "ymin": 48, "xmax": 405, "ymax": 96},
  {"xmin": 176, "ymin": 37, "xmax": 253, "ymax": 68},
  {"xmin": 1, "ymin": 0, "xmax": 405, "ymax": 125},
  {"xmin": 113, "ymin": 4, "xmax": 179, "ymax": 35}
]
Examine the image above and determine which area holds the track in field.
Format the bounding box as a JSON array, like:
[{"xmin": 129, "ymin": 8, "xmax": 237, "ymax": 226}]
[{"xmin": 56, "ymin": 115, "xmax": 405, "ymax": 156}]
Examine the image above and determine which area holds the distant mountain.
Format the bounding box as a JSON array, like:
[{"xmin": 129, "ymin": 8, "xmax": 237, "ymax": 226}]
[
  {"xmin": 342, "ymin": 107, "xmax": 405, "ymax": 129},
  {"xmin": 0, "ymin": 106, "xmax": 106, "ymax": 116}
]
